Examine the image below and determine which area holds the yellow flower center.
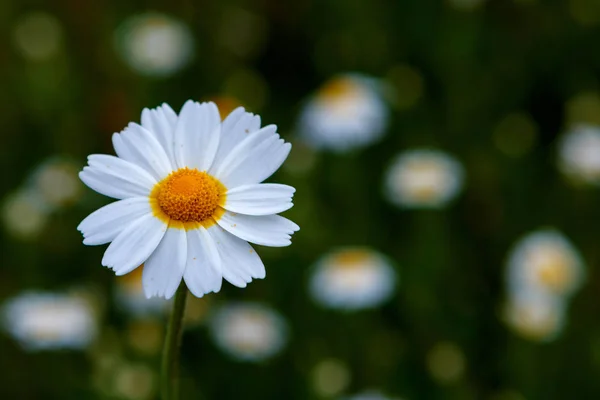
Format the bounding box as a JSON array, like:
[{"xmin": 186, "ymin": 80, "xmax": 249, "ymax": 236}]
[
  {"xmin": 537, "ymin": 259, "xmax": 571, "ymax": 292},
  {"xmin": 318, "ymin": 77, "xmax": 362, "ymax": 102},
  {"xmin": 150, "ymin": 168, "xmax": 226, "ymax": 229},
  {"xmin": 332, "ymin": 249, "xmax": 372, "ymax": 268}
]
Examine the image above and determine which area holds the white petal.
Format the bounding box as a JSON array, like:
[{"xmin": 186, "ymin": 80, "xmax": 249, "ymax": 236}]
[
  {"xmin": 112, "ymin": 123, "xmax": 173, "ymax": 180},
  {"xmin": 78, "ymin": 197, "xmax": 151, "ymax": 245},
  {"xmin": 174, "ymin": 101, "xmax": 221, "ymax": 171},
  {"xmin": 101, "ymin": 214, "xmax": 167, "ymax": 276},
  {"xmin": 216, "ymin": 212, "xmax": 299, "ymax": 247},
  {"xmin": 80, "ymin": 155, "xmax": 156, "ymax": 199},
  {"xmin": 210, "ymin": 108, "xmax": 261, "ymax": 173},
  {"xmin": 183, "ymin": 227, "xmax": 222, "ymax": 297},
  {"xmin": 142, "ymin": 226, "xmax": 187, "ymax": 299},
  {"xmin": 214, "ymin": 125, "xmax": 291, "ymax": 188},
  {"xmin": 141, "ymin": 103, "xmax": 178, "ymax": 165},
  {"xmin": 224, "ymin": 184, "xmax": 295, "ymax": 215},
  {"xmin": 207, "ymin": 225, "xmax": 266, "ymax": 287}
]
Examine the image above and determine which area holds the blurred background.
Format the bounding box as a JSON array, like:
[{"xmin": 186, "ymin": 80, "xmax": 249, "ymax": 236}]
[{"xmin": 2, "ymin": 0, "xmax": 600, "ymax": 399}]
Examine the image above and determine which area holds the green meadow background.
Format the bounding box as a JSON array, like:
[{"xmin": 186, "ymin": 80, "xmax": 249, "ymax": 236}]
[{"xmin": 2, "ymin": 0, "xmax": 600, "ymax": 399}]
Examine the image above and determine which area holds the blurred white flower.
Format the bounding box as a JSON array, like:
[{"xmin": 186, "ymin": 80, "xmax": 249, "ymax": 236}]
[
  {"xmin": 2, "ymin": 291, "xmax": 98, "ymax": 350},
  {"xmin": 311, "ymin": 358, "xmax": 351, "ymax": 397},
  {"xmin": 506, "ymin": 230, "xmax": 584, "ymax": 299},
  {"xmin": 115, "ymin": 13, "xmax": 193, "ymax": 77},
  {"xmin": 114, "ymin": 267, "xmax": 169, "ymax": 317},
  {"xmin": 28, "ymin": 158, "xmax": 82, "ymax": 210},
  {"xmin": 384, "ymin": 149, "xmax": 464, "ymax": 209},
  {"xmin": 209, "ymin": 303, "xmax": 288, "ymax": 362},
  {"xmin": 298, "ymin": 74, "xmax": 389, "ymax": 152},
  {"xmin": 309, "ymin": 247, "xmax": 397, "ymax": 311},
  {"xmin": 13, "ymin": 12, "xmax": 63, "ymax": 61},
  {"xmin": 503, "ymin": 291, "xmax": 566, "ymax": 342},
  {"xmin": 2, "ymin": 189, "xmax": 48, "ymax": 240},
  {"xmin": 558, "ymin": 124, "xmax": 600, "ymax": 186}
]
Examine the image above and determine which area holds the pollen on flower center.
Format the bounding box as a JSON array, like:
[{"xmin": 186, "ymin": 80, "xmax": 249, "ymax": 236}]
[{"xmin": 150, "ymin": 168, "xmax": 226, "ymax": 228}]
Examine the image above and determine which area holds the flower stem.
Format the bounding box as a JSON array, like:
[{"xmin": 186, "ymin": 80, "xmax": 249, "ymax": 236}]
[{"xmin": 161, "ymin": 284, "xmax": 188, "ymax": 400}]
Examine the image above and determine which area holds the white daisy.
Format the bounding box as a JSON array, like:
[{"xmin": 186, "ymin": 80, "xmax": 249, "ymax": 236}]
[
  {"xmin": 2, "ymin": 291, "xmax": 97, "ymax": 350},
  {"xmin": 384, "ymin": 149, "xmax": 464, "ymax": 209},
  {"xmin": 502, "ymin": 291, "xmax": 566, "ymax": 342},
  {"xmin": 78, "ymin": 101, "xmax": 299, "ymax": 299},
  {"xmin": 557, "ymin": 124, "xmax": 600, "ymax": 186},
  {"xmin": 297, "ymin": 74, "xmax": 389, "ymax": 152},
  {"xmin": 208, "ymin": 302, "xmax": 288, "ymax": 362},
  {"xmin": 309, "ymin": 247, "xmax": 397, "ymax": 311},
  {"xmin": 115, "ymin": 13, "xmax": 193, "ymax": 77},
  {"xmin": 506, "ymin": 229, "xmax": 584, "ymax": 299}
]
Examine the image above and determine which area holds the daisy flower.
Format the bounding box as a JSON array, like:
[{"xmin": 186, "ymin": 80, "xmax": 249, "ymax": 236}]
[
  {"xmin": 384, "ymin": 149, "xmax": 464, "ymax": 209},
  {"xmin": 502, "ymin": 291, "xmax": 566, "ymax": 342},
  {"xmin": 115, "ymin": 13, "xmax": 193, "ymax": 77},
  {"xmin": 297, "ymin": 74, "xmax": 389, "ymax": 152},
  {"xmin": 506, "ymin": 229, "xmax": 585, "ymax": 299},
  {"xmin": 78, "ymin": 101, "xmax": 299, "ymax": 299},
  {"xmin": 208, "ymin": 302, "xmax": 288, "ymax": 362},
  {"xmin": 309, "ymin": 247, "xmax": 397, "ymax": 311},
  {"xmin": 557, "ymin": 124, "xmax": 600, "ymax": 186},
  {"xmin": 2, "ymin": 291, "xmax": 97, "ymax": 351}
]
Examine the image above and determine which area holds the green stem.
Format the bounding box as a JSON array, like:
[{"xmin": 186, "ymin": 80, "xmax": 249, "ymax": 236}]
[{"xmin": 161, "ymin": 284, "xmax": 188, "ymax": 400}]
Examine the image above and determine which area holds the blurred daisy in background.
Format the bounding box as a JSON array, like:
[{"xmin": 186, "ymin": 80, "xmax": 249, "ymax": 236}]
[
  {"xmin": 77, "ymin": 101, "xmax": 298, "ymax": 299},
  {"xmin": 506, "ymin": 229, "xmax": 584, "ymax": 299},
  {"xmin": 115, "ymin": 13, "xmax": 193, "ymax": 77},
  {"xmin": 297, "ymin": 74, "xmax": 390, "ymax": 152},
  {"xmin": 208, "ymin": 303, "xmax": 288, "ymax": 362},
  {"xmin": 114, "ymin": 267, "xmax": 169, "ymax": 317},
  {"xmin": 2, "ymin": 291, "xmax": 98, "ymax": 350},
  {"xmin": 309, "ymin": 247, "xmax": 397, "ymax": 311},
  {"xmin": 502, "ymin": 229, "xmax": 583, "ymax": 342},
  {"xmin": 557, "ymin": 124, "xmax": 600, "ymax": 186},
  {"xmin": 384, "ymin": 149, "xmax": 465, "ymax": 209},
  {"xmin": 502, "ymin": 292, "xmax": 566, "ymax": 343}
]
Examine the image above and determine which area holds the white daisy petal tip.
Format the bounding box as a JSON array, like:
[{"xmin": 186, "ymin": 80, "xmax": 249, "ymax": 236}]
[{"xmin": 78, "ymin": 99, "xmax": 298, "ymax": 298}]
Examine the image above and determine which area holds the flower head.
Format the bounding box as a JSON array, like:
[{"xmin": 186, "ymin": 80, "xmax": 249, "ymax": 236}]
[
  {"xmin": 298, "ymin": 74, "xmax": 389, "ymax": 152},
  {"xmin": 384, "ymin": 149, "xmax": 464, "ymax": 209},
  {"xmin": 557, "ymin": 124, "xmax": 600, "ymax": 186},
  {"xmin": 502, "ymin": 291, "xmax": 566, "ymax": 342},
  {"xmin": 309, "ymin": 247, "xmax": 397, "ymax": 311},
  {"xmin": 2, "ymin": 291, "xmax": 97, "ymax": 350},
  {"xmin": 115, "ymin": 13, "xmax": 193, "ymax": 77},
  {"xmin": 78, "ymin": 101, "xmax": 299, "ymax": 299},
  {"xmin": 209, "ymin": 303, "xmax": 288, "ymax": 362},
  {"xmin": 506, "ymin": 229, "xmax": 584, "ymax": 299}
]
